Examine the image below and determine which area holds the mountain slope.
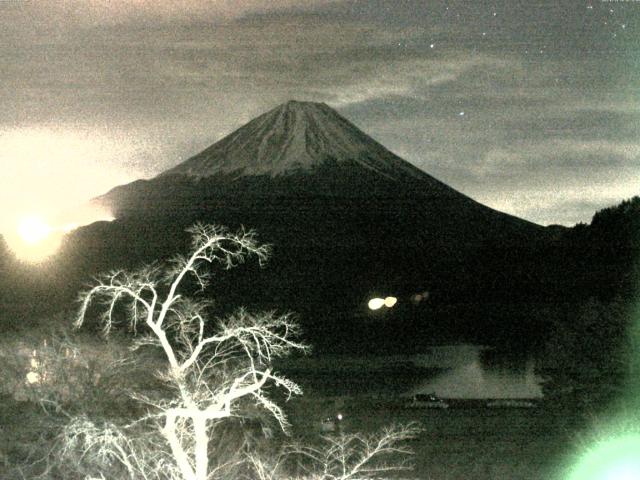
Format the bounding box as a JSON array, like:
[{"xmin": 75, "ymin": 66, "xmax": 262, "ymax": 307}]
[
  {"xmin": 161, "ymin": 100, "xmax": 428, "ymax": 181},
  {"xmin": 58, "ymin": 101, "xmax": 554, "ymax": 352},
  {"xmin": 96, "ymin": 100, "xmax": 536, "ymax": 234}
]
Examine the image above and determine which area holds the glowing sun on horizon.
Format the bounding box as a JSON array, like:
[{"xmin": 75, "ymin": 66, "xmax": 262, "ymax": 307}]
[
  {"xmin": 8, "ymin": 215, "xmax": 62, "ymax": 263},
  {"xmin": 18, "ymin": 216, "xmax": 51, "ymax": 245},
  {"xmin": 4, "ymin": 207, "xmax": 116, "ymax": 263}
]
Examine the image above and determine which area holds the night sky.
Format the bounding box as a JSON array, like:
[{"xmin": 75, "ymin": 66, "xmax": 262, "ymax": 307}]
[{"xmin": 1, "ymin": 0, "xmax": 638, "ymax": 230}]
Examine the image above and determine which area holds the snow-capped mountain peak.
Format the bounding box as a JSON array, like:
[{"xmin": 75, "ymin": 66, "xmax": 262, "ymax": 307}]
[{"xmin": 161, "ymin": 100, "xmax": 426, "ymax": 181}]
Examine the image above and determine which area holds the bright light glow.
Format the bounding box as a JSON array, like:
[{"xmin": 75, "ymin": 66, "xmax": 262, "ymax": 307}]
[
  {"xmin": 384, "ymin": 296, "xmax": 398, "ymax": 308},
  {"xmin": 368, "ymin": 298, "xmax": 385, "ymax": 310},
  {"xmin": 18, "ymin": 216, "xmax": 51, "ymax": 245},
  {"xmin": 568, "ymin": 435, "xmax": 640, "ymax": 480},
  {"xmin": 368, "ymin": 296, "xmax": 398, "ymax": 310},
  {"xmin": 26, "ymin": 371, "xmax": 41, "ymax": 384},
  {"xmin": 62, "ymin": 223, "xmax": 80, "ymax": 233},
  {"xmin": 4, "ymin": 206, "xmax": 115, "ymax": 263},
  {"xmin": 55, "ymin": 204, "xmax": 116, "ymax": 233},
  {"xmin": 6, "ymin": 215, "xmax": 62, "ymax": 262},
  {"xmin": 0, "ymin": 125, "xmax": 140, "ymax": 235}
]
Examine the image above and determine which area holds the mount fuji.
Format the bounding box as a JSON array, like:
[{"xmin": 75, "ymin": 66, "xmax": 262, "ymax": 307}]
[
  {"xmin": 78, "ymin": 101, "xmax": 552, "ymax": 350},
  {"xmin": 162, "ymin": 100, "xmax": 427, "ymax": 181},
  {"xmin": 95, "ymin": 100, "xmax": 533, "ymax": 228}
]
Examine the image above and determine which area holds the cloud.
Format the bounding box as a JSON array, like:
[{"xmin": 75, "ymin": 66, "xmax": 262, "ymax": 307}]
[
  {"xmin": 472, "ymin": 140, "xmax": 639, "ymax": 179},
  {"xmin": 0, "ymin": 124, "xmax": 157, "ymax": 231},
  {"xmin": 0, "ymin": 0, "xmax": 336, "ymax": 28},
  {"xmin": 1, "ymin": 1, "xmax": 637, "ymax": 227},
  {"xmin": 486, "ymin": 193, "xmax": 625, "ymax": 227},
  {"xmin": 455, "ymin": 139, "xmax": 639, "ymax": 225}
]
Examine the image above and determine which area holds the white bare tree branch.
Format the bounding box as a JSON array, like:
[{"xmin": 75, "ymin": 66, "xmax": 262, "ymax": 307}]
[
  {"xmin": 73, "ymin": 223, "xmax": 307, "ymax": 480},
  {"xmin": 249, "ymin": 423, "xmax": 422, "ymax": 480}
]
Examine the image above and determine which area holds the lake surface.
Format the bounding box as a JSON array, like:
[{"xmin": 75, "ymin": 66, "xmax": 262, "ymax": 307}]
[{"xmin": 282, "ymin": 344, "xmax": 543, "ymax": 399}]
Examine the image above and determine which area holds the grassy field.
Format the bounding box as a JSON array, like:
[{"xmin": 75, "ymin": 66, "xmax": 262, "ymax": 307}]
[
  {"xmin": 1, "ymin": 393, "xmax": 592, "ymax": 480},
  {"xmin": 286, "ymin": 397, "xmax": 588, "ymax": 480}
]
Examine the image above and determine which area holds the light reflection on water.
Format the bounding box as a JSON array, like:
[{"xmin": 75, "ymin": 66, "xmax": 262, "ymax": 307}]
[
  {"xmin": 280, "ymin": 344, "xmax": 543, "ymax": 398},
  {"xmin": 410, "ymin": 345, "xmax": 543, "ymax": 399}
]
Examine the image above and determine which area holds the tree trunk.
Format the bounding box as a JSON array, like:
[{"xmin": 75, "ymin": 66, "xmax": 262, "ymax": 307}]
[
  {"xmin": 164, "ymin": 412, "xmax": 196, "ymax": 480},
  {"xmin": 193, "ymin": 416, "xmax": 209, "ymax": 480}
]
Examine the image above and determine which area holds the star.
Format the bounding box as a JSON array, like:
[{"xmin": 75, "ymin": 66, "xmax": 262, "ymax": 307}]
[{"xmin": 430, "ymin": 43, "xmax": 435, "ymax": 49}]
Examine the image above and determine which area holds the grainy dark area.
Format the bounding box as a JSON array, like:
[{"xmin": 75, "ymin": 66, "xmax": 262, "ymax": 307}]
[{"xmin": 1, "ymin": 2, "xmax": 638, "ymax": 479}]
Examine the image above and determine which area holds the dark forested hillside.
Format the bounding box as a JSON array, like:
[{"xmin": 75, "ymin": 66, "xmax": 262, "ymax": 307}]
[{"xmin": 537, "ymin": 197, "xmax": 640, "ymax": 407}]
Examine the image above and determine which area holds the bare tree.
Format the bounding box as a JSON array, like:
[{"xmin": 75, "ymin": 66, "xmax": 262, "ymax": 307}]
[
  {"xmin": 247, "ymin": 423, "xmax": 422, "ymax": 480},
  {"xmin": 71, "ymin": 223, "xmax": 308, "ymax": 480}
]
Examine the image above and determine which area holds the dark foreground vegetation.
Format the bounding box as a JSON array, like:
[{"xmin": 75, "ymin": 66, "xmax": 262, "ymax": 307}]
[
  {"xmin": 0, "ymin": 197, "xmax": 638, "ymax": 479},
  {"xmin": 0, "ymin": 225, "xmax": 423, "ymax": 480},
  {"xmin": 0, "ymin": 390, "xmax": 594, "ymax": 480}
]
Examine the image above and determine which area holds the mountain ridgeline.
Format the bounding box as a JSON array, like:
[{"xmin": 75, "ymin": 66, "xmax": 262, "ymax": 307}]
[
  {"xmin": 84, "ymin": 101, "xmax": 550, "ymax": 350},
  {"xmin": 163, "ymin": 100, "xmax": 429, "ymax": 181},
  {"xmin": 3, "ymin": 101, "xmax": 635, "ymax": 353},
  {"xmin": 94, "ymin": 100, "xmax": 545, "ymax": 272}
]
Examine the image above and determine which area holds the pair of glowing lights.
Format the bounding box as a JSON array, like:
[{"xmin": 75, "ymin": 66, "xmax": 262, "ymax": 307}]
[{"xmin": 367, "ymin": 296, "xmax": 398, "ymax": 310}]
